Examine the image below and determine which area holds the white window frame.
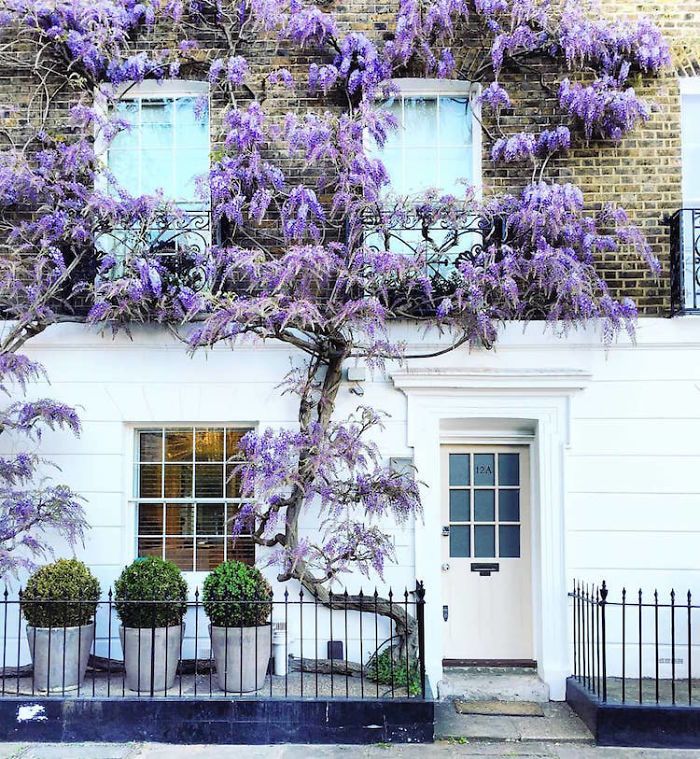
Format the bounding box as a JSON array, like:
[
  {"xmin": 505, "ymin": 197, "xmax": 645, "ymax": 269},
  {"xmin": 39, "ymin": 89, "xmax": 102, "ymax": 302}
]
[
  {"xmin": 372, "ymin": 78, "xmax": 483, "ymax": 200},
  {"xmin": 128, "ymin": 424, "xmax": 256, "ymax": 578},
  {"xmin": 96, "ymin": 79, "xmax": 211, "ymax": 206},
  {"xmin": 678, "ymin": 78, "xmax": 700, "ymax": 309}
]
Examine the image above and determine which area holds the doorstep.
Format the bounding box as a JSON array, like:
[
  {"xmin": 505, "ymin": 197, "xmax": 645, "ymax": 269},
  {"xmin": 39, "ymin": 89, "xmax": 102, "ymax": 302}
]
[{"xmin": 435, "ymin": 700, "xmax": 594, "ymax": 744}]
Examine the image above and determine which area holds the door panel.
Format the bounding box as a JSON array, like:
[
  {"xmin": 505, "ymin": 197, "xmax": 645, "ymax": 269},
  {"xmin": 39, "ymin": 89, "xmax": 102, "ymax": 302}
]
[{"xmin": 441, "ymin": 445, "xmax": 533, "ymax": 662}]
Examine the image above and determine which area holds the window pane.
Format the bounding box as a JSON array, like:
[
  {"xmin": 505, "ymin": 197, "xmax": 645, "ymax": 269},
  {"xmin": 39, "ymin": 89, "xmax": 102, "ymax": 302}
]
[
  {"xmin": 141, "ymin": 100, "xmax": 174, "ymax": 150},
  {"xmin": 138, "ymin": 537, "xmax": 163, "ymax": 559},
  {"xmin": 438, "ymin": 147, "xmax": 472, "ymax": 192},
  {"xmin": 195, "ymin": 428, "xmax": 224, "ymax": 462},
  {"xmin": 196, "ymin": 537, "xmax": 224, "ymax": 571},
  {"xmin": 474, "ymin": 490, "xmax": 495, "ymax": 522},
  {"xmin": 379, "ymin": 98, "xmax": 402, "ymax": 150},
  {"xmin": 138, "ymin": 503, "xmax": 163, "ymax": 535},
  {"xmin": 165, "ymin": 537, "xmax": 193, "ymax": 570},
  {"xmin": 197, "ymin": 503, "xmax": 225, "ymax": 535},
  {"xmin": 449, "ymin": 490, "xmax": 470, "ymax": 522},
  {"xmin": 165, "ymin": 429, "xmax": 193, "ymax": 461},
  {"xmin": 195, "ymin": 463, "xmax": 224, "ymax": 498},
  {"xmin": 226, "ymin": 429, "xmax": 249, "ymax": 460},
  {"xmin": 379, "ymin": 147, "xmax": 402, "ymax": 190},
  {"xmin": 449, "ymin": 453, "xmax": 470, "ymax": 486},
  {"xmin": 403, "ymin": 98, "xmax": 437, "ymax": 146},
  {"xmin": 439, "ymin": 98, "xmax": 472, "ymax": 146},
  {"xmin": 165, "ymin": 503, "xmax": 194, "ymax": 535},
  {"xmin": 139, "ymin": 464, "xmax": 162, "ymax": 498},
  {"xmin": 110, "ymin": 101, "xmax": 138, "ymax": 150},
  {"xmin": 227, "ymin": 537, "xmax": 255, "ymax": 565},
  {"xmin": 499, "ymin": 525, "xmax": 520, "ymax": 558},
  {"xmin": 474, "ymin": 525, "xmax": 495, "ymax": 558},
  {"xmin": 141, "ymin": 148, "xmax": 173, "ymax": 195},
  {"xmin": 139, "ymin": 431, "xmax": 162, "ymax": 462},
  {"xmin": 449, "ymin": 525, "xmax": 470, "ymax": 558},
  {"xmin": 164, "ymin": 464, "xmax": 193, "ymax": 498},
  {"xmin": 498, "ymin": 453, "xmax": 519, "ymax": 486},
  {"xmin": 225, "ymin": 463, "xmax": 243, "ymax": 498},
  {"xmin": 474, "ymin": 454, "xmax": 495, "ymax": 486},
  {"xmin": 109, "ymin": 150, "xmax": 140, "ymax": 195},
  {"xmin": 499, "ymin": 489, "xmax": 520, "ymax": 522},
  {"xmin": 403, "ymin": 148, "xmax": 438, "ymax": 192}
]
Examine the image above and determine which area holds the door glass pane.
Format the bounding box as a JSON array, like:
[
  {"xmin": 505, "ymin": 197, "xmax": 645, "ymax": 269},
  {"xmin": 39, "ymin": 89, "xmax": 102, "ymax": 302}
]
[
  {"xmin": 499, "ymin": 489, "xmax": 520, "ymax": 522},
  {"xmin": 474, "ymin": 489, "xmax": 495, "ymax": 521},
  {"xmin": 449, "ymin": 453, "xmax": 470, "ymax": 486},
  {"xmin": 449, "ymin": 525, "xmax": 470, "ymax": 558},
  {"xmin": 449, "ymin": 490, "xmax": 470, "ymax": 522},
  {"xmin": 499, "ymin": 525, "xmax": 520, "ymax": 558},
  {"xmin": 474, "ymin": 454, "xmax": 495, "ymax": 486},
  {"xmin": 498, "ymin": 453, "xmax": 519, "ymax": 486},
  {"xmin": 474, "ymin": 525, "xmax": 495, "ymax": 557}
]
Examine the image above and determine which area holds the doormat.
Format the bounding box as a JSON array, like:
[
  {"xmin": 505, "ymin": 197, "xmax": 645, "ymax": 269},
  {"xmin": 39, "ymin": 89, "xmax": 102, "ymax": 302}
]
[{"xmin": 453, "ymin": 700, "xmax": 544, "ymax": 717}]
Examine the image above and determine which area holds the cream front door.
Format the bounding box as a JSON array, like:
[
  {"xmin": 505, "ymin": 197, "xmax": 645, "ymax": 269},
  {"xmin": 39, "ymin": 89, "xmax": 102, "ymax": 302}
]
[{"xmin": 441, "ymin": 445, "xmax": 533, "ymax": 663}]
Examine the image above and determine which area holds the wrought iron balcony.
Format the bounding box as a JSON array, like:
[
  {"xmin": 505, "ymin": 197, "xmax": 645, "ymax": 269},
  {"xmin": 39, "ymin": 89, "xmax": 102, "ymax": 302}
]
[{"xmin": 669, "ymin": 208, "xmax": 700, "ymax": 315}]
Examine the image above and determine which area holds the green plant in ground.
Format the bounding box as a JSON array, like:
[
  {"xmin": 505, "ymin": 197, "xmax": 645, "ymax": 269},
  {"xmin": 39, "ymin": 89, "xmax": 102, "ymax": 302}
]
[
  {"xmin": 114, "ymin": 556, "xmax": 187, "ymax": 628},
  {"xmin": 202, "ymin": 561, "xmax": 273, "ymax": 627},
  {"xmin": 367, "ymin": 646, "xmax": 422, "ymax": 697},
  {"xmin": 22, "ymin": 558, "xmax": 100, "ymax": 628}
]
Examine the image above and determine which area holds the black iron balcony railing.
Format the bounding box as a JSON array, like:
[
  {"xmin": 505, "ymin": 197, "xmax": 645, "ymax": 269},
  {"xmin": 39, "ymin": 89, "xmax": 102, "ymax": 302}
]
[{"xmin": 669, "ymin": 208, "xmax": 700, "ymax": 315}]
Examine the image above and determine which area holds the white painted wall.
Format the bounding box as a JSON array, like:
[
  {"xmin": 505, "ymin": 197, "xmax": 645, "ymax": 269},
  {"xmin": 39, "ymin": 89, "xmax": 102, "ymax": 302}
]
[{"xmin": 2, "ymin": 316, "xmax": 700, "ymax": 697}]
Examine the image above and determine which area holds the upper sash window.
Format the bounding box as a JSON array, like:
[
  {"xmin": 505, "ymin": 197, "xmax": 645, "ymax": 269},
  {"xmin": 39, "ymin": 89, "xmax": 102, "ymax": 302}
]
[
  {"xmin": 373, "ymin": 79, "xmax": 481, "ymax": 197},
  {"xmin": 107, "ymin": 80, "xmax": 210, "ymax": 204}
]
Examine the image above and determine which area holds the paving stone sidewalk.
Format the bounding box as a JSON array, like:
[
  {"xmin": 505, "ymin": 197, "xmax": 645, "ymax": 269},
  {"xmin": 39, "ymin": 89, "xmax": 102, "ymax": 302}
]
[{"xmin": 0, "ymin": 741, "xmax": 699, "ymax": 758}]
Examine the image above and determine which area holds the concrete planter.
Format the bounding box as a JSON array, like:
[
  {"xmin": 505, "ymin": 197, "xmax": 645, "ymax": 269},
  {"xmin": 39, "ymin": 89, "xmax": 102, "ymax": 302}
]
[
  {"xmin": 120, "ymin": 624, "xmax": 184, "ymax": 692},
  {"xmin": 210, "ymin": 624, "xmax": 271, "ymax": 693},
  {"xmin": 26, "ymin": 623, "xmax": 94, "ymax": 693}
]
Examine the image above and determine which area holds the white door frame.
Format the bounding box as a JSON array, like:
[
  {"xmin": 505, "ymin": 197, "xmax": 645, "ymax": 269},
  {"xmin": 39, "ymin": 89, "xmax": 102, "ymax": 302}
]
[{"xmin": 392, "ymin": 367, "xmax": 591, "ymax": 700}]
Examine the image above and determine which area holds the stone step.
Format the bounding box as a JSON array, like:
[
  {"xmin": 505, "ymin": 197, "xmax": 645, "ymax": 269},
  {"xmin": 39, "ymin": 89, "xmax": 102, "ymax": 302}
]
[
  {"xmin": 434, "ymin": 701, "xmax": 595, "ymax": 744},
  {"xmin": 437, "ymin": 666, "xmax": 550, "ymax": 702}
]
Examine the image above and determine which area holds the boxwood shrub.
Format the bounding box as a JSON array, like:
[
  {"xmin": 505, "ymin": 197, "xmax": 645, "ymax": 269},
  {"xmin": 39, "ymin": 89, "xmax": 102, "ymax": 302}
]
[
  {"xmin": 114, "ymin": 557, "xmax": 187, "ymax": 628},
  {"xmin": 22, "ymin": 559, "xmax": 100, "ymax": 628},
  {"xmin": 203, "ymin": 561, "xmax": 272, "ymax": 627}
]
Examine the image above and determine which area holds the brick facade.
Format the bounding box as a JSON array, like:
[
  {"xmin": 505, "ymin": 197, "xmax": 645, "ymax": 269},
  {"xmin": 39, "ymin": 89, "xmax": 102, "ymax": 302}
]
[{"xmin": 1, "ymin": 0, "xmax": 697, "ymax": 315}]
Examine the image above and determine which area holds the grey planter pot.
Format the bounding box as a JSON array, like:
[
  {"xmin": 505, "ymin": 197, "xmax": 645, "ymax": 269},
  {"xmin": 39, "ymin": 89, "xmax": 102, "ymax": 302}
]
[
  {"xmin": 210, "ymin": 624, "xmax": 271, "ymax": 693},
  {"xmin": 120, "ymin": 624, "xmax": 184, "ymax": 693},
  {"xmin": 26, "ymin": 622, "xmax": 94, "ymax": 693}
]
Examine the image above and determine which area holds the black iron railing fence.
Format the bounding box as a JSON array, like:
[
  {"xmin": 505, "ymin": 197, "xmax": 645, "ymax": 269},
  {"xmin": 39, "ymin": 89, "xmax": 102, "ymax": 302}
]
[
  {"xmin": 669, "ymin": 208, "xmax": 700, "ymax": 315},
  {"xmin": 0, "ymin": 582, "xmax": 426, "ymax": 701},
  {"xmin": 570, "ymin": 581, "xmax": 700, "ymax": 707}
]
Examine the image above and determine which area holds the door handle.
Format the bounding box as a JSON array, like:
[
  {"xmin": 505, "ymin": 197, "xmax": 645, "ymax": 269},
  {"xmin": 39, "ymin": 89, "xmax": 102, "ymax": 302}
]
[{"xmin": 441, "ymin": 563, "xmax": 450, "ymax": 571}]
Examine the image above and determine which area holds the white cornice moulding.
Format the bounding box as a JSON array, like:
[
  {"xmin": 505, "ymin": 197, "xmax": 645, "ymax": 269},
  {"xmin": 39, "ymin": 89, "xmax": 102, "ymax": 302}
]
[{"xmin": 391, "ymin": 367, "xmax": 592, "ymax": 393}]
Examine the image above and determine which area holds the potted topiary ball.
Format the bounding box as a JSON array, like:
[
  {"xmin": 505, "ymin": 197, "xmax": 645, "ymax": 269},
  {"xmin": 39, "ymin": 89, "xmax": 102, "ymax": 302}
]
[
  {"xmin": 22, "ymin": 559, "xmax": 100, "ymax": 692},
  {"xmin": 203, "ymin": 561, "xmax": 273, "ymax": 692},
  {"xmin": 114, "ymin": 556, "xmax": 187, "ymax": 692}
]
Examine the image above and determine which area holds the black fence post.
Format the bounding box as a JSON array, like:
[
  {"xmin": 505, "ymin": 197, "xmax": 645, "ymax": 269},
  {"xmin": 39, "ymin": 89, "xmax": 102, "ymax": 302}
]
[
  {"xmin": 416, "ymin": 580, "xmax": 426, "ymax": 700},
  {"xmin": 600, "ymin": 581, "xmax": 608, "ymax": 703}
]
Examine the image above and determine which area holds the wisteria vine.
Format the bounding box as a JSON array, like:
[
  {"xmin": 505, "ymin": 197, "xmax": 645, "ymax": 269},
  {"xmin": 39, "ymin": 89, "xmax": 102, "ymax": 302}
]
[{"xmin": 0, "ymin": 0, "xmax": 669, "ymax": 637}]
